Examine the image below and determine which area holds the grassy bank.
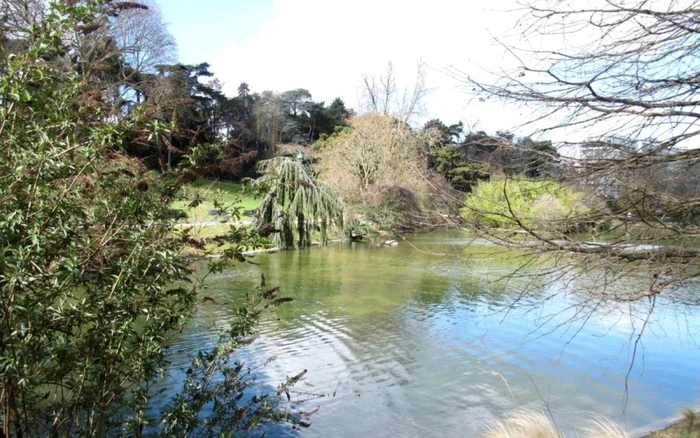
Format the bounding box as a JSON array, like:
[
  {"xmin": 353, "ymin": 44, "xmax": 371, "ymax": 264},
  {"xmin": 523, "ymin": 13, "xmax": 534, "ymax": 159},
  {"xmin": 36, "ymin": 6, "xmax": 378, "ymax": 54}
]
[
  {"xmin": 641, "ymin": 411, "xmax": 700, "ymax": 437},
  {"xmin": 172, "ymin": 179, "xmax": 262, "ymax": 256},
  {"xmin": 171, "ymin": 179, "xmax": 260, "ymax": 223}
]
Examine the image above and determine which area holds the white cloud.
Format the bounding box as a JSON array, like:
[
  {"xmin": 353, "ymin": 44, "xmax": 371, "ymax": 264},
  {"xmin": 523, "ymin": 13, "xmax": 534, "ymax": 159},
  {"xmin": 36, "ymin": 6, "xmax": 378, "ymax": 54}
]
[
  {"xmin": 201, "ymin": 0, "xmax": 695, "ymax": 148},
  {"xmin": 206, "ymin": 0, "xmax": 528, "ymax": 133}
]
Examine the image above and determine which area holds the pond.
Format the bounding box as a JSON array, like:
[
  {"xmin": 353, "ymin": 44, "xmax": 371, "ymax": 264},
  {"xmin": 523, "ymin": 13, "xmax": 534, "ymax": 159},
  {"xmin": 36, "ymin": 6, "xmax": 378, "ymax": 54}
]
[{"xmin": 164, "ymin": 230, "xmax": 700, "ymax": 437}]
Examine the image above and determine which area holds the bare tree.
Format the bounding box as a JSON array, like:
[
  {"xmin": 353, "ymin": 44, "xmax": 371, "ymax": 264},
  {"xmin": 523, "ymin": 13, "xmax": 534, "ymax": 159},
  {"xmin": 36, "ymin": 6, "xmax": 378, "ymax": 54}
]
[
  {"xmin": 109, "ymin": 0, "xmax": 176, "ymax": 76},
  {"xmin": 319, "ymin": 114, "xmax": 449, "ymax": 230},
  {"xmin": 0, "ymin": 0, "xmax": 45, "ymax": 41},
  {"xmin": 360, "ymin": 60, "xmax": 429, "ymax": 124},
  {"xmin": 252, "ymin": 91, "xmax": 282, "ymax": 150},
  {"xmin": 106, "ymin": 0, "xmax": 176, "ymax": 107},
  {"xmin": 454, "ymin": 0, "xmax": 700, "ymax": 302}
]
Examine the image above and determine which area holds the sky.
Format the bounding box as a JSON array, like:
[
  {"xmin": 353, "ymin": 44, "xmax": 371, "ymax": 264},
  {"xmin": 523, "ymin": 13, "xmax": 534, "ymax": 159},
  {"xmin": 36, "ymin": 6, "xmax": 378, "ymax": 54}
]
[{"xmin": 158, "ymin": 0, "xmax": 531, "ymax": 135}]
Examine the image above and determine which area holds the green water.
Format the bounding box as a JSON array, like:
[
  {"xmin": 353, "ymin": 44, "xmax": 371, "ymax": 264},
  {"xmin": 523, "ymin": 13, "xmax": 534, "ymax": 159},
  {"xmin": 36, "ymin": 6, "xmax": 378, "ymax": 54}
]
[{"xmin": 165, "ymin": 230, "xmax": 700, "ymax": 437}]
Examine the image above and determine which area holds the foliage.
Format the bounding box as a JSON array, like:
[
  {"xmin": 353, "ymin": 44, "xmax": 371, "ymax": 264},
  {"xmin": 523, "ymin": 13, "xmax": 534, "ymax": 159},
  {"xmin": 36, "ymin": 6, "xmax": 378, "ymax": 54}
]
[
  {"xmin": 421, "ymin": 121, "xmax": 557, "ymax": 192},
  {"xmin": 277, "ymin": 90, "xmax": 350, "ymax": 144},
  {"xmin": 0, "ymin": 3, "xmax": 193, "ymax": 435},
  {"xmin": 431, "ymin": 144, "xmax": 490, "ymax": 192},
  {"xmin": 450, "ymin": 164, "xmax": 492, "ymax": 193},
  {"xmin": 171, "ymin": 179, "xmax": 261, "ymax": 222},
  {"xmin": 459, "ymin": 132, "xmax": 557, "ymax": 179},
  {"xmin": 157, "ymin": 275, "xmax": 309, "ymax": 438},
  {"xmin": 462, "ymin": 178, "xmax": 589, "ymax": 232},
  {"xmin": 313, "ymin": 125, "xmax": 354, "ymax": 151},
  {"xmin": 0, "ymin": 3, "xmax": 303, "ymax": 436},
  {"xmin": 251, "ymin": 158, "xmax": 345, "ymax": 249},
  {"xmin": 422, "ymin": 119, "xmax": 463, "ymax": 146}
]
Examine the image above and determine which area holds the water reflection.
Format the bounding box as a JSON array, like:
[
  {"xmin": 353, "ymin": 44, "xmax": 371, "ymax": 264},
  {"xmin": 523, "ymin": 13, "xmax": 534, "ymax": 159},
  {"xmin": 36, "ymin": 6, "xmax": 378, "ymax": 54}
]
[{"xmin": 163, "ymin": 230, "xmax": 700, "ymax": 437}]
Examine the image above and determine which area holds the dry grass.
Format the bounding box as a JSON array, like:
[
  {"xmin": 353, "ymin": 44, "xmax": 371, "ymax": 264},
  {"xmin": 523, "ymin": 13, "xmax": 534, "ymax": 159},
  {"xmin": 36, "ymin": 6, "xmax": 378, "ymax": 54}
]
[
  {"xmin": 484, "ymin": 410, "xmax": 560, "ymax": 438},
  {"xmin": 583, "ymin": 416, "xmax": 630, "ymax": 438},
  {"xmin": 483, "ymin": 410, "xmax": 630, "ymax": 438}
]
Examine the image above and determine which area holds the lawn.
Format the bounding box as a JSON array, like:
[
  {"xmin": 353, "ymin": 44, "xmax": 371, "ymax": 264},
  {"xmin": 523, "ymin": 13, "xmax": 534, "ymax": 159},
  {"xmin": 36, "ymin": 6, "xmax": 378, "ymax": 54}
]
[{"xmin": 171, "ymin": 179, "xmax": 261, "ymax": 223}]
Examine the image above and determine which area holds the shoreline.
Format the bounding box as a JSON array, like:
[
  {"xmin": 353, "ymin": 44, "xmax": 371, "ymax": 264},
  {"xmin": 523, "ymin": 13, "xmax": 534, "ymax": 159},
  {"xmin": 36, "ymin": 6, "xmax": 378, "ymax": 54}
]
[
  {"xmin": 186, "ymin": 238, "xmax": 345, "ymax": 262},
  {"xmin": 632, "ymin": 412, "xmax": 700, "ymax": 437}
]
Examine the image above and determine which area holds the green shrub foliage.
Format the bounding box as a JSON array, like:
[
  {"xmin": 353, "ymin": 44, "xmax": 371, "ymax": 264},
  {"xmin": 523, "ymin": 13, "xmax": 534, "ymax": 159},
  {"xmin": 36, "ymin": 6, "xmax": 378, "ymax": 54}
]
[
  {"xmin": 0, "ymin": 2, "xmax": 302, "ymax": 436},
  {"xmin": 462, "ymin": 178, "xmax": 589, "ymax": 232}
]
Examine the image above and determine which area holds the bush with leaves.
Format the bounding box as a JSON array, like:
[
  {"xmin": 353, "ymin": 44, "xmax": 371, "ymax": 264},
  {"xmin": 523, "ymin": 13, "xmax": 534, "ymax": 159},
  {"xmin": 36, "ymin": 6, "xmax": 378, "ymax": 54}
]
[
  {"xmin": 462, "ymin": 178, "xmax": 591, "ymax": 232},
  {"xmin": 0, "ymin": 2, "xmax": 304, "ymax": 436},
  {"xmin": 156, "ymin": 274, "xmax": 311, "ymax": 438}
]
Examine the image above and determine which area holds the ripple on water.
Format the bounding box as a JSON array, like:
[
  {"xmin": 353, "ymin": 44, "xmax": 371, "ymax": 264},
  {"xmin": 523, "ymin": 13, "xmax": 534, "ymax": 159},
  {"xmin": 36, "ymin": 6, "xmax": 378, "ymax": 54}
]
[{"xmin": 158, "ymin": 231, "xmax": 700, "ymax": 437}]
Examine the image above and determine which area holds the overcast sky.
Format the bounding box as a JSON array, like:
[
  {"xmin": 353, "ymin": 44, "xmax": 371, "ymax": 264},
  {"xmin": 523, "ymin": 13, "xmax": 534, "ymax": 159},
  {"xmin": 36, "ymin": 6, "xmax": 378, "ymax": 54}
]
[{"xmin": 157, "ymin": 0, "xmax": 537, "ymax": 135}]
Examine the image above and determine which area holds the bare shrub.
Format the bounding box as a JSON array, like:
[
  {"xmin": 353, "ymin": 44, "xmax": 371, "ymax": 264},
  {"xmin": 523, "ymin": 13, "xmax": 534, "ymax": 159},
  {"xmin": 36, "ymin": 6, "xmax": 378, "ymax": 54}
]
[{"xmin": 318, "ymin": 114, "xmax": 444, "ymax": 229}]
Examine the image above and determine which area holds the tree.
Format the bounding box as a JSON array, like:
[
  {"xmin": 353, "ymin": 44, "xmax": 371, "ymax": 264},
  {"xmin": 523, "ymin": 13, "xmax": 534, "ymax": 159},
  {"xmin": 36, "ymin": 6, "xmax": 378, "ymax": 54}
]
[
  {"xmin": 323, "ymin": 97, "xmax": 351, "ymax": 130},
  {"xmin": 252, "ymin": 158, "xmax": 345, "ymax": 249},
  {"xmin": 278, "ymin": 88, "xmax": 312, "ymax": 118},
  {"xmin": 278, "ymin": 88, "xmax": 312, "ymax": 144},
  {"xmin": 423, "ymin": 119, "xmax": 463, "ymax": 147},
  {"xmin": 360, "ymin": 60, "xmax": 429, "ymax": 124},
  {"xmin": 277, "ymin": 89, "xmax": 349, "ymax": 144},
  {"xmin": 461, "ymin": 0, "xmax": 700, "ymax": 300},
  {"xmin": 252, "ymin": 90, "xmax": 282, "ymax": 149},
  {"xmin": 322, "ymin": 114, "xmax": 431, "ymax": 191},
  {"xmin": 430, "ymin": 145, "xmax": 491, "ymax": 192},
  {"xmin": 0, "ymin": 0, "xmax": 45, "ymax": 41},
  {"xmin": 237, "ymin": 81, "xmax": 250, "ymax": 97},
  {"xmin": 462, "ymin": 178, "xmax": 590, "ymax": 232},
  {"xmin": 317, "ymin": 114, "xmax": 452, "ymax": 230},
  {"xmin": 132, "ymin": 62, "xmax": 222, "ymax": 170},
  {"xmin": 108, "ymin": 0, "xmax": 177, "ymax": 103},
  {"xmin": 1, "ymin": 0, "xmax": 149, "ymax": 116},
  {"xmin": 0, "ymin": 4, "xmax": 195, "ymax": 435}
]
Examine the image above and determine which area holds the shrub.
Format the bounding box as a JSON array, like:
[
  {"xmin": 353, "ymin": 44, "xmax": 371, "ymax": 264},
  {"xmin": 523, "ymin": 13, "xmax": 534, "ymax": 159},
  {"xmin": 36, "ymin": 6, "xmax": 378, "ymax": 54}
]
[
  {"xmin": 357, "ymin": 185, "xmax": 424, "ymax": 232},
  {"xmin": 251, "ymin": 157, "xmax": 345, "ymax": 249},
  {"xmin": 317, "ymin": 114, "xmax": 445, "ymax": 230},
  {"xmin": 0, "ymin": 3, "xmax": 302, "ymax": 435},
  {"xmin": 462, "ymin": 178, "xmax": 590, "ymax": 232}
]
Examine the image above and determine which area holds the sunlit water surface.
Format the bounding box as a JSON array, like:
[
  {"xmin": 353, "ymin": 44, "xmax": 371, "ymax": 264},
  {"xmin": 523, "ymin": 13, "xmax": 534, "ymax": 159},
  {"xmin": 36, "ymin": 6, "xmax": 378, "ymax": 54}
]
[{"xmin": 160, "ymin": 230, "xmax": 700, "ymax": 437}]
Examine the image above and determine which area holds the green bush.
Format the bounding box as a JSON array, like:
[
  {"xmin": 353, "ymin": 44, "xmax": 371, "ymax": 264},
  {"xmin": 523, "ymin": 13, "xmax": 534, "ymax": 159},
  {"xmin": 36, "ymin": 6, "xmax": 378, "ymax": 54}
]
[
  {"xmin": 0, "ymin": 3, "xmax": 302, "ymax": 436},
  {"xmin": 461, "ymin": 178, "xmax": 589, "ymax": 232}
]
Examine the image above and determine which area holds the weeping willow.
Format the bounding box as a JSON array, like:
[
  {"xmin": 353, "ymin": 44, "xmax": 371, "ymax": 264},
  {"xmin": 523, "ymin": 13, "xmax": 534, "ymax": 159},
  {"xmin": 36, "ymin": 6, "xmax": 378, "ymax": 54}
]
[{"xmin": 254, "ymin": 157, "xmax": 345, "ymax": 249}]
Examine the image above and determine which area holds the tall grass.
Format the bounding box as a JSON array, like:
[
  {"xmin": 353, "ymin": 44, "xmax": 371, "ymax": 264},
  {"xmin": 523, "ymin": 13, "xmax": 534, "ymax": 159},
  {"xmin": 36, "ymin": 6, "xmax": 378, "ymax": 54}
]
[{"xmin": 484, "ymin": 410, "xmax": 630, "ymax": 438}]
